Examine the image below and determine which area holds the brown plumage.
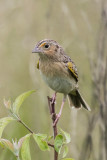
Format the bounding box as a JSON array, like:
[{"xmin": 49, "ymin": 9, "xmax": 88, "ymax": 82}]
[{"xmin": 32, "ymin": 39, "xmax": 91, "ymax": 112}]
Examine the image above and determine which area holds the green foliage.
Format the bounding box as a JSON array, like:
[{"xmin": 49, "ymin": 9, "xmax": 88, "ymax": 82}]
[
  {"xmin": 0, "ymin": 117, "xmax": 15, "ymax": 138},
  {"xmin": 54, "ymin": 129, "xmax": 71, "ymax": 158},
  {"xmin": 0, "ymin": 90, "xmax": 73, "ymax": 159},
  {"xmin": 60, "ymin": 128, "xmax": 71, "ymax": 144},
  {"xmin": 12, "ymin": 90, "xmax": 35, "ymax": 115},
  {"xmin": 62, "ymin": 146, "xmax": 68, "ymax": 158},
  {"xmin": 0, "ymin": 134, "xmax": 31, "ymax": 159},
  {"xmin": 54, "ymin": 134, "xmax": 63, "ymax": 153},
  {"xmin": 21, "ymin": 134, "xmax": 31, "ymax": 160},
  {"xmin": 0, "ymin": 91, "xmax": 35, "ymax": 159},
  {"xmin": 33, "ymin": 133, "xmax": 50, "ymax": 151},
  {"xmin": 47, "ymin": 135, "xmax": 53, "ymax": 141},
  {"xmin": 0, "ymin": 139, "xmax": 14, "ymax": 153}
]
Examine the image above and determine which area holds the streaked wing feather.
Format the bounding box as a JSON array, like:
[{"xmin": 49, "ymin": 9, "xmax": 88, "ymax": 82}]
[
  {"xmin": 67, "ymin": 62, "xmax": 78, "ymax": 81},
  {"xmin": 63, "ymin": 54, "xmax": 78, "ymax": 82}
]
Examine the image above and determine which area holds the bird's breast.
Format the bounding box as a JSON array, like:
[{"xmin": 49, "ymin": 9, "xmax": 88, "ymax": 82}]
[{"xmin": 39, "ymin": 61, "xmax": 77, "ymax": 94}]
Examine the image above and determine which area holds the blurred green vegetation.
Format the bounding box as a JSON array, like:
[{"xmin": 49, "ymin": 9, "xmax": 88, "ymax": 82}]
[{"xmin": 0, "ymin": 0, "xmax": 104, "ymax": 160}]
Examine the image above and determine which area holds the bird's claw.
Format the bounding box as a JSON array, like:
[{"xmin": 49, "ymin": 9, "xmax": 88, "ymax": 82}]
[
  {"xmin": 53, "ymin": 114, "xmax": 61, "ymax": 127},
  {"xmin": 51, "ymin": 92, "xmax": 57, "ymax": 104}
]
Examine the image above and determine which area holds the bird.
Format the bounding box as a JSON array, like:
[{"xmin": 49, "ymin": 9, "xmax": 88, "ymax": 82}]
[{"xmin": 32, "ymin": 39, "xmax": 91, "ymax": 124}]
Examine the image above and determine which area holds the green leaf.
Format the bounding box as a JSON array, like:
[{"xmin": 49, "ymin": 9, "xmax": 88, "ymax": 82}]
[
  {"xmin": 60, "ymin": 128, "xmax": 71, "ymax": 144},
  {"xmin": 13, "ymin": 90, "xmax": 35, "ymax": 115},
  {"xmin": 0, "ymin": 139, "xmax": 14, "ymax": 153},
  {"xmin": 62, "ymin": 158, "xmax": 74, "ymax": 160},
  {"xmin": 33, "ymin": 134, "xmax": 49, "ymax": 151},
  {"xmin": 62, "ymin": 146, "xmax": 68, "ymax": 158},
  {"xmin": 0, "ymin": 117, "xmax": 15, "ymax": 138},
  {"xmin": 54, "ymin": 134, "xmax": 63, "ymax": 153},
  {"xmin": 35, "ymin": 133, "xmax": 47, "ymax": 140},
  {"xmin": 48, "ymin": 135, "xmax": 53, "ymax": 141},
  {"xmin": 21, "ymin": 134, "xmax": 31, "ymax": 160},
  {"xmin": 18, "ymin": 134, "xmax": 31, "ymax": 150}
]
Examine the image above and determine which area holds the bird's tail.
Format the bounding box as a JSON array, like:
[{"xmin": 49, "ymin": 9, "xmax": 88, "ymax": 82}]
[{"xmin": 68, "ymin": 90, "xmax": 91, "ymax": 111}]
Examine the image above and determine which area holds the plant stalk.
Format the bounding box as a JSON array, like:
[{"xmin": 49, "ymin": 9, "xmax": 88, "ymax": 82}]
[
  {"xmin": 18, "ymin": 118, "xmax": 34, "ymax": 134},
  {"xmin": 17, "ymin": 117, "xmax": 54, "ymax": 148},
  {"xmin": 47, "ymin": 96, "xmax": 58, "ymax": 160}
]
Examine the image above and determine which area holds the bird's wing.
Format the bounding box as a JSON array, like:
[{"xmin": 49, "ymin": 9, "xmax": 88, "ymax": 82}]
[
  {"xmin": 66, "ymin": 61, "xmax": 78, "ymax": 81},
  {"xmin": 63, "ymin": 55, "xmax": 78, "ymax": 82},
  {"xmin": 37, "ymin": 59, "xmax": 40, "ymax": 69}
]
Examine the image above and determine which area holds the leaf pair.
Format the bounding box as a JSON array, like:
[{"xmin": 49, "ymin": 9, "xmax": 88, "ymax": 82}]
[
  {"xmin": 54, "ymin": 129, "xmax": 71, "ymax": 158},
  {"xmin": 1, "ymin": 91, "xmax": 35, "ymax": 139},
  {"xmin": 0, "ymin": 90, "xmax": 36, "ymax": 159},
  {"xmin": 0, "ymin": 134, "xmax": 31, "ymax": 160}
]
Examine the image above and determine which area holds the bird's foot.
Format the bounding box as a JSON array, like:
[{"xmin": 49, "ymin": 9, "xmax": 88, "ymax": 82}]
[
  {"xmin": 53, "ymin": 113, "xmax": 61, "ymax": 127},
  {"xmin": 51, "ymin": 92, "xmax": 57, "ymax": 104}
]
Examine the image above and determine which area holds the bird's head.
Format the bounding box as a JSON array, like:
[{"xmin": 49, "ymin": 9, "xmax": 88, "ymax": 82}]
[{"xmin": 32, "ymin": 39, "xmax": 65, "ymax": 61}]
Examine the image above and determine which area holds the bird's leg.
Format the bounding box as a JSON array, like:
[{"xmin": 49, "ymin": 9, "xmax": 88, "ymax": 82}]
[
  {"xmin": 51, "ymin": 92, "xmax": 57, "ymax": 104},
  {"xmin": 53, "ymin": 95, "xmax": 67, "ymax": 126}
]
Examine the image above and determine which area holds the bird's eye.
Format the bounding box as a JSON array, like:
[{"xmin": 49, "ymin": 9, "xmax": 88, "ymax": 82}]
[{"xmin": 44, "ymin": 44, "xmax": 49, "ymax": 49}]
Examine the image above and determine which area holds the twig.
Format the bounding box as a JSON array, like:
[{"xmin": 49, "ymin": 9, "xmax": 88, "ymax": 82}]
[
  {"xmin": 47, "ymin": 143, "xmax": 54, "ymax": 148},
  {"xmin": 47, "ymin": 96, "xmax": 58, "ymax": 160},
  {"xmin": 18, "ymin": 118, "xmax": 34, "ymax": 134},
  {"xmin": 18, "ymin": 117, "xmax": 54, "ymax": 148}
]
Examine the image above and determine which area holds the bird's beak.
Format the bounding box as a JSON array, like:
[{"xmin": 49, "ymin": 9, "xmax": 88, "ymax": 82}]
[{"xmin": 32, "ymin": 47, "xmax": 42, "ymax": 53}]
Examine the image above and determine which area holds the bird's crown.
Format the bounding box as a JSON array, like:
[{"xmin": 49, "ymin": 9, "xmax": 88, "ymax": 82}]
[{"xmin": 36, "ymin": 39, "xmax": 58, "ymax": 48}]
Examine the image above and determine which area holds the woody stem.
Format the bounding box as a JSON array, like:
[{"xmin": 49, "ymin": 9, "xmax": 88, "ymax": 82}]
[{"xmin": 47, "ymin": 96, "xmax": 58, "ymax": 160}]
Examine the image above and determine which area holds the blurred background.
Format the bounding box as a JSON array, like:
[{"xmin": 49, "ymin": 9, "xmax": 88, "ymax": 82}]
[{"xmin": 0, "ymin": 0, "xmax": 107, "ymax": 160}]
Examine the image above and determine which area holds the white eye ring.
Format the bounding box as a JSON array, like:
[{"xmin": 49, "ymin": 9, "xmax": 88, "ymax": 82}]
[{"xmin": 44, "ymin": 44, "xmax": 50, "ymax": 49}]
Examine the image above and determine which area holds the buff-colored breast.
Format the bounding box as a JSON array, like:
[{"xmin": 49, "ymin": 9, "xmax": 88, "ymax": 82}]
[{"xmin": 39, "ymin": 60, "xmax": 77, "ymax": 94}]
